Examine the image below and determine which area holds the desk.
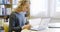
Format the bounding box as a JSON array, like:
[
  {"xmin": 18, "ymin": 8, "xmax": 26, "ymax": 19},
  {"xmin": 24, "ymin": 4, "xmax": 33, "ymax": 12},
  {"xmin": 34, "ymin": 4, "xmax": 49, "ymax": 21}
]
[{"xmin": 29, "ymin": 28, "xmax": 60, "ymax": 32}]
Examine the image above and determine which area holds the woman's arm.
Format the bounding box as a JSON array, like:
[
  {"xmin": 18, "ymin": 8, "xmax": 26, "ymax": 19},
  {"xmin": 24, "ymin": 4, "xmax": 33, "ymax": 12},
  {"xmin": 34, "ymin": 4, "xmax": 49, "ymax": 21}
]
[{"xmin": 9, "ymin": 13, "xmax": 21, "ymax": 32}]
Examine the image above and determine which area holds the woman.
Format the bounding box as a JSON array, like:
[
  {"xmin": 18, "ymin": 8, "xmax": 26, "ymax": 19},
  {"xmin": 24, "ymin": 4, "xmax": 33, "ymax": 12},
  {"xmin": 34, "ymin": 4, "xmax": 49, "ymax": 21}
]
[{"xmin": 9, "ymin": 0, "xmax": 30, "ymax": 32}]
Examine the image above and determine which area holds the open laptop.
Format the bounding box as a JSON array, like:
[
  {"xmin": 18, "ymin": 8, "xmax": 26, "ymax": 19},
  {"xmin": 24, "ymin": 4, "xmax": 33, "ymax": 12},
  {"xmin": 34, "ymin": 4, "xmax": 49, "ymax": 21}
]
[{"xmin": 28, "ymin": 18, "xmax": 50, "ymax": 31}]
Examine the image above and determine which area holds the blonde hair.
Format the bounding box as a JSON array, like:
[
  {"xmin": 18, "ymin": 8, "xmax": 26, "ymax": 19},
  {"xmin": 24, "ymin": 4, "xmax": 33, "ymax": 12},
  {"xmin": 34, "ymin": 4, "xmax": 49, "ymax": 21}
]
[{"xmin": 14, "ymin": 0, "xmax": 29, "ymax": 12}]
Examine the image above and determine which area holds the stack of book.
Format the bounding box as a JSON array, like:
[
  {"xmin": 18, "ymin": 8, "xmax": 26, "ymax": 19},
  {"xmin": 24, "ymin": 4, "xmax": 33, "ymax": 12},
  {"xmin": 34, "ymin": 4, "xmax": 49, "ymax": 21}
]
[
  {"xmin": 0, "ymin": 5, "xmax": 11, "ymax": 15},
  {"xmin": 0, "ymin": 0, "xmax": 10, "ymax": 4},
  {"xmin": 6, "ymin": 8, "xmax": 11, "ymax": 15}
]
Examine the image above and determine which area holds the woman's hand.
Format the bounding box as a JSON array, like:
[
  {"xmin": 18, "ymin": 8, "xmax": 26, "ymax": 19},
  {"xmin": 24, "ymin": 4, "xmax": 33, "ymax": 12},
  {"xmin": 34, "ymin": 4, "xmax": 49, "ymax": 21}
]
[{"xmin": 22, "ymin": 24, "xmax": 31, "ymax": 30}]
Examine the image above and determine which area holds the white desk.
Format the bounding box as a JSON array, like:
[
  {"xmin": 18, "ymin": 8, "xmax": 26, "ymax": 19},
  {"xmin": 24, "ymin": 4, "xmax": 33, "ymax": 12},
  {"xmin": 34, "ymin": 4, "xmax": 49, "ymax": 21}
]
[{"xmin": 31, "ymin": 28, "xmax": 60, "ymax": 32}]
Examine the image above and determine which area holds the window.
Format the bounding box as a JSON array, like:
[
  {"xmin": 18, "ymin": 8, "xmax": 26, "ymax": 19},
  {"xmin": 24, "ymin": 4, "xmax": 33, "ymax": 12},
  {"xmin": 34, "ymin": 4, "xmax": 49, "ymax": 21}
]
[
  {"xmin": 56, "ymin": 0, "xmax": 60, "ymax": 12},
  {"xmin": 30, "ymin": 0, "xmax": 60, "ymax": 27},
  {"xmin": 30, "ymin": 0, "xmax": 48, "ymax": 18}
]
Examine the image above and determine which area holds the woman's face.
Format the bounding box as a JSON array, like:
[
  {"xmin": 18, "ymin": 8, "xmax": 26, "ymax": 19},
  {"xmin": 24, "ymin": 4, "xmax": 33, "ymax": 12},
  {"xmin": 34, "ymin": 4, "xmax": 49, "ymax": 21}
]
[{"xmin": 22, "ymin": 4, "xmax": 29, "ymax": 12}]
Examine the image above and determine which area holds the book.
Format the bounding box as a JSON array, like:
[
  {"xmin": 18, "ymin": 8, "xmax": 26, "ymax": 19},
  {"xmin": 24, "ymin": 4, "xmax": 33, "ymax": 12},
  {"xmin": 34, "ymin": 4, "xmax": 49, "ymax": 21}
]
[
  {"xmin": 12, "ymin": 0, "xmax": 18, "ymax": 5},
  {"xmin": 0, "ymin": 19, "xmax": 4, "ymax": 26},
  {"xmin": 2, "ymin": 8, "xmax": 6, "ymax": 15},
  {"xmin": 0, "ymin": 5, "xmax": 3, "ymax": 15},
  {"xmin": 0, "ymin": 19, "xmax": 2, "ymax": 26},
  {"xmin": 6, "ymin": 0, "xmax": 10, "ymax": 4},
  {"xmin": 2, "ymin": 0, "xmax": 5, "ymax": 4},
  {"xmin": 6, "ymin": 8, "xmax": 11, "ymax": 15},
  {"xmin": 0, "ymin": 0, "xmax": 2, "ymax": 4},
  {"xmin": 1, "ymin": 5, "xmax": 6, "ymax": 15},
  {"xmin": 4, "ymin": 0, "xmax": 10, "ymax": 4},
  {"xmin": 0, "ymin": 0, "xmax": 5, "ymax": 4},
  {"xmin": 0, "ymin": 8, "xmax": 2, "ymax": 15}
]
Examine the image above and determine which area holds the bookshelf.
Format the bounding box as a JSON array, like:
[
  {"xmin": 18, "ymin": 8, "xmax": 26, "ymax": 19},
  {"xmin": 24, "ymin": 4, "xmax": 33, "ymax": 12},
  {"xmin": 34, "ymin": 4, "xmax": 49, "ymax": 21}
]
[
  {"xmin": 0, "ymin": 0, "xmax": 12, "ymax": 29},
  {"xmin": 0, "ymin": 0, "xmax": 12, "ymax": 18},
  {"xmin": 0, "ymin": 0, "xmax": 12, "ymax": 31}
]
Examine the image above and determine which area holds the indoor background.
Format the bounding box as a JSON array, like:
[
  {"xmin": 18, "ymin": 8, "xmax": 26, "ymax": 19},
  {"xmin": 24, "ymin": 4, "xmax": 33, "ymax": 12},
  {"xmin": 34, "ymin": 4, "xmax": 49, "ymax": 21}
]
[{"xmin": 0, "ymin": 0, "xmax": 60, "ymax": 32}]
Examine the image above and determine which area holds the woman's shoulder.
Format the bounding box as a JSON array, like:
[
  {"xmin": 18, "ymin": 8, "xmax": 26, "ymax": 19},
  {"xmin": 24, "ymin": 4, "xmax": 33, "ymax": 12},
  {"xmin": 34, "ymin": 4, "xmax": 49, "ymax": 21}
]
[{"xmin": 10, "ymin": 12, "xmax": 17, "ymax": 17}]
